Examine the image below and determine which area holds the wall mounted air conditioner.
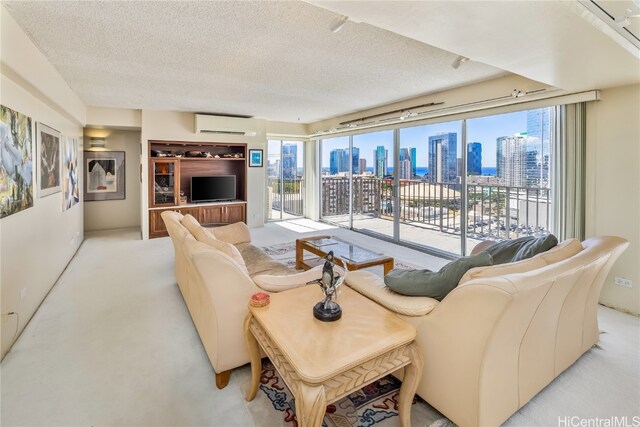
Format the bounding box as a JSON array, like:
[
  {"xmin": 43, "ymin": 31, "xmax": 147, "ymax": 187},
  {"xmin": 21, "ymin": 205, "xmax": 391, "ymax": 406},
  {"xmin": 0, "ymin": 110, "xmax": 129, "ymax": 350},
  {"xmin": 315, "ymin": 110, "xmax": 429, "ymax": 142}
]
[{"xmin": 194, "ymin": 114, "xmax": 262, "ymax": 136}]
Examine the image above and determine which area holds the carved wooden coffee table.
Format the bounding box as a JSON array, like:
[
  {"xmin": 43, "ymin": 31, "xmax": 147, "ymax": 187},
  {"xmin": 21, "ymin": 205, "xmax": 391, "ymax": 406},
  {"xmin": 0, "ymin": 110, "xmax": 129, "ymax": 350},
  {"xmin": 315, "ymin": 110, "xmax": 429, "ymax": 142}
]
[
  {"xmin": 296, "ymin": 235, "xmax": 395, "ymax": 275},
  {"xmin": 244, "ymin": 285, "xmax": 423, "ymax": 427}
]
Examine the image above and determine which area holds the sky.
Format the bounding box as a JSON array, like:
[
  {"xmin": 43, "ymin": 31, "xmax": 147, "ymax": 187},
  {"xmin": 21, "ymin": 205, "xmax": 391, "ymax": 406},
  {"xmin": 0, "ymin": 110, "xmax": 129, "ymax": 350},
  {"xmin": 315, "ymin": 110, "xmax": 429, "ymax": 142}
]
[{"xmin": 319, "ymin": 110, "xmax": 529, "ymax": 168}]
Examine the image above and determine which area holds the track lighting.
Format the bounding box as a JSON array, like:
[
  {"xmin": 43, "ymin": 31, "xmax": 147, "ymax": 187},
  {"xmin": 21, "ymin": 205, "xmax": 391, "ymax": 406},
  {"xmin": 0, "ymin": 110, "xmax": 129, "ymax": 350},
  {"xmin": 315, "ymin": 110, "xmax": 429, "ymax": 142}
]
[
  {"xmin": 614, "ymin": 9, "xmax": 640, "ymax": 27},
  {"xmin": 451, "ymin": 55, "xmax": 469, "ymax": 69},
  {"xmin": 330, "ymin": 15, "xmax": 349, "ymax": 33}
]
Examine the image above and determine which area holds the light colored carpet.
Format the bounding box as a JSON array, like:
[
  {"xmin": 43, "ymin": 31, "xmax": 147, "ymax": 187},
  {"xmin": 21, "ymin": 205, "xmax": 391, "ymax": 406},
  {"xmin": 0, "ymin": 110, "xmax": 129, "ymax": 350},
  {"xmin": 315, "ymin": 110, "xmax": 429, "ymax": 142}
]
[{"xmin": 1, "ymin": 224, "xmax": 638, "ymax": 427}]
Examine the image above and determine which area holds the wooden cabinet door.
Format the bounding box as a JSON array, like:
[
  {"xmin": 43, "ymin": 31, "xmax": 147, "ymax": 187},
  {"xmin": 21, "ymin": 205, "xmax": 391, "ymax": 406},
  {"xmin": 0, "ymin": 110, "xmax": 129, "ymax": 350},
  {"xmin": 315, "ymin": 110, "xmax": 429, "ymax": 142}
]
[
  {"xmin": 225, "ymin": 204, "xmax": 246, "ymax": 223},
  {"xmin": 178, "ymin": 207, "xmax": 201, "ymax": 221},
  {"xmin": 150, "ymin": 159, "xmax": 179, "ymax": 207},
  {"xmin": 200, "ymin": 205, "xmax": 224, "ymax": 225},
  {"xmin": 150, "ymin": 209, "xmax": 170, "ymax": 237}
]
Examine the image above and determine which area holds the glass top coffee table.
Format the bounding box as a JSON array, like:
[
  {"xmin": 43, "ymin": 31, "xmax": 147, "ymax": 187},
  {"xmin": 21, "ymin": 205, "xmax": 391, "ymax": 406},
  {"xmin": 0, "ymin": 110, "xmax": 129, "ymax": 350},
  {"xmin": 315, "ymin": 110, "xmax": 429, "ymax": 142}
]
[{"xmin": 295, "ymin": 235, "xmax": 394, "ymax": 275}]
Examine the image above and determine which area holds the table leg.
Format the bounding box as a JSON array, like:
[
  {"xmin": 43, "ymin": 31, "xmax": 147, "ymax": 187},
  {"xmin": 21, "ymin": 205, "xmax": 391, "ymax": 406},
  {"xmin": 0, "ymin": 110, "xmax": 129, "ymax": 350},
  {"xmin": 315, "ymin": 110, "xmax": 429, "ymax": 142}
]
[
  {"xmin": 243, "ymin": 313, "xmax": 261, "ymax": 401},
  {"xmin": 383, "ymin": 259, "xmax": 394, "ymax": 275},
  {"xmin": 398, "ymin": 343, "xmax": 424, "ymax": 427},
  {"xmin": 295, "ymin": 239, "xmax": 304, "ymax": 270},
  {"xmin": 295, "ymin": 382, "xmax": 326, "ymax": 427}
]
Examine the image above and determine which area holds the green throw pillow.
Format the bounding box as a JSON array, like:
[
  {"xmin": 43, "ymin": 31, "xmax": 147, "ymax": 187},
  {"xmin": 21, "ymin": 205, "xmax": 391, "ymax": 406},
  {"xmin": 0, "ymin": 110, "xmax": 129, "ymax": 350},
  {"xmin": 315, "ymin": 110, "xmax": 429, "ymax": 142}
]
[
  {"xmin": 384, "ymin": 251, "xmax": 493, "ymax": 301},
  {"xmin": 486, "ymin": 234, "xmax": 558, "ymax": 264}
]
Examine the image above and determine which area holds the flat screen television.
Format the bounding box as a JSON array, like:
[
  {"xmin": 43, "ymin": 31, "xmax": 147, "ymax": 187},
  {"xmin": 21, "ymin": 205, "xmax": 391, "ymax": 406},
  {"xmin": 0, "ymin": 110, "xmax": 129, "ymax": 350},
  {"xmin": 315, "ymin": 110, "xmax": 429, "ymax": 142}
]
[{"xmin": 190, "ymin": 175, "xmax": 236, "ymax": 203}]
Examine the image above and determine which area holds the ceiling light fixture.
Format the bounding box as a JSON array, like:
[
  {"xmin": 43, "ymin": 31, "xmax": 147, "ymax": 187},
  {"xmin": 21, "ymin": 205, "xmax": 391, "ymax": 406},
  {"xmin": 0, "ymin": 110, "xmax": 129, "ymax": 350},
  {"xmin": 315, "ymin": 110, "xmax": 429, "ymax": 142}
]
[
  {"xmin": 340, "ymin": 101, "xmax": 444, "ymax": 126},
  {"xmin": 511, "ymin": 89, "xmax": 524, "ymax": 98},
  {"xmin": 451, "ymin": 55, "xmax": 469, "ymax": 69},
  {"xmin": 330, "ymin": 15, "xmax": 349, "ymax": 33},
  {"xmin": 614, "ymin": 9, "xmax": 640, "ymax": 27}
]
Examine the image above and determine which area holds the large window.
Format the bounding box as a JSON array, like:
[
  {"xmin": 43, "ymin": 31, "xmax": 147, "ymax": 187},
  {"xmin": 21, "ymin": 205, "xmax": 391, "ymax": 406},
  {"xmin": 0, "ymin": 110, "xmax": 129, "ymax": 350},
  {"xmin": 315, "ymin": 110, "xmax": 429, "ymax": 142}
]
[
  {"xmin": 466, "ymin": 108, "xmax": 552, "ymax": 254},
  {"xmin": 352, "ymin": 130, "xmax": 394, "ymax": 239},
  {"xmin": 398, "ymin": 121, "xmax": 463, "ymax": 254},
  {"xmin": 267, "ymin": 140, "xmax": 304, "ymax": 220},
  {"xmin": 318, "ymin": 106, "xmax": 555, "ymax": 256},
  {"xmin": 320, "ymin": 136, "xmax": 350, "ymax": 226}
]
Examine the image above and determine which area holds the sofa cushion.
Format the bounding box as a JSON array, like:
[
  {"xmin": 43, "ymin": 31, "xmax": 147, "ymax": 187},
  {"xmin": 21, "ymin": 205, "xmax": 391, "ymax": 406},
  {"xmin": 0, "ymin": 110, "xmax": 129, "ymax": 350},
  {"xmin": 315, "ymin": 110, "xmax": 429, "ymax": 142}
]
[
  {"xmin": 180, "ymin": 214, "xmax": 205, "ymax": 237},
  {"xmin": 485, "ymin": 234, "xmax": 558, "ymax": 264},
  {"xmin": 539, "ymin": 238, "xmax": 583, "ymax": 264},
  {"xmin": 209, "ymin": 221, "xmax": 252, "ymax": 245},
  {"xmin": 384, "ymin": 251, "xmax": 493, "ymax": 300},
  {"xmin": 182, "ymin": 215, "xmax": 249, "ymax": 274},
  {"xmin": 459, "ymin": 256, "xmax": 547, "ymax": 285},
  {"xmin": 237, "ymin": 243, "xmax": 295, "ymax": 277},
  {"xmin": 346, "ymin": 270, "xmax": 439, "ymax": 316}
]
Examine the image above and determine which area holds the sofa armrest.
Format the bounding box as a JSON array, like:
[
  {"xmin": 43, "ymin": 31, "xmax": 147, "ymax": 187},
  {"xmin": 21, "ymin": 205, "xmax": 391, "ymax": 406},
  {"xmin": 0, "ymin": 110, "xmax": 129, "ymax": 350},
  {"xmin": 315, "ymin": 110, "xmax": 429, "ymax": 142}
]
[
  {"xmin": 208, "ymin": 222, "xmax": 252, "ymax": 245},
  {"xmin": 253, "ymin": 265, "xmax": 346, "ymax": 292},
  {"xmin": 345, "ymin": 270, "xmax": 439, "ymax": 316}
]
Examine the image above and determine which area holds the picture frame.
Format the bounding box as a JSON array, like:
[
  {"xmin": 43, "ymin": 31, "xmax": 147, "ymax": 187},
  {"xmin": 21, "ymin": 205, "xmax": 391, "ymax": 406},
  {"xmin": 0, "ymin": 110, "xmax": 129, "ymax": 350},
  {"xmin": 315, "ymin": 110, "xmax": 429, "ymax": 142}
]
[
  {"xmin": 37, "ymin": 122, "xmax": 61, "ymax": 198},
  {"xmin": 62, "ymin": 136, "xmax": 80, "ymax": 211},
  {"xmin": 0, "ymin": 105, "xmax": 33, "ymax": 218},
  {"xmin": 84, "ymin": 150, "xmax": 125, "ymax": 201},
  {"xmin": 249, "ymin": 149, "xmax": 263, "ymax": 167}
]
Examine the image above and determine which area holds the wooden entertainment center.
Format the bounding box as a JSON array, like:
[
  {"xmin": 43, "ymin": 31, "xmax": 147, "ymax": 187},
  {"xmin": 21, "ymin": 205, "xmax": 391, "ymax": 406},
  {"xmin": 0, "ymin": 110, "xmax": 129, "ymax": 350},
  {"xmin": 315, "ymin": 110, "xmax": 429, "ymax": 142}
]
[{"xmin": 148, "ymin": 140, "xmax": 247, "ymax": 238}]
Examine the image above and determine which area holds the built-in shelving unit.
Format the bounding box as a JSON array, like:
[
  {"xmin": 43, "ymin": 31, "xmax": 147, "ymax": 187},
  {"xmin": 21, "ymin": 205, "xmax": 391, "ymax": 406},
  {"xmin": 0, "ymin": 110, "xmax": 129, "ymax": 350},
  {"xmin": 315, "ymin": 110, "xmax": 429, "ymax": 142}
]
[{"xmin": 148, "ymin": 140, "xmax": 247, "ymax": 238}]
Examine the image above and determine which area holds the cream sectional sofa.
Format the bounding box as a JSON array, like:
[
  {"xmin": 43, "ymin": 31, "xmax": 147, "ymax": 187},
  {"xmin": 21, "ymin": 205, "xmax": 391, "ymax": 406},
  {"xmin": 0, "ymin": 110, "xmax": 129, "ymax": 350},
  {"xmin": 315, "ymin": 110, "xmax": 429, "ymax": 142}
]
[
  {"xmin": 161, "ymin": 211, "xmax": 332, "ymax": 388},
  {"xmin": 345, "ymin": 236, "xmax": 628, "ymax": 427}
]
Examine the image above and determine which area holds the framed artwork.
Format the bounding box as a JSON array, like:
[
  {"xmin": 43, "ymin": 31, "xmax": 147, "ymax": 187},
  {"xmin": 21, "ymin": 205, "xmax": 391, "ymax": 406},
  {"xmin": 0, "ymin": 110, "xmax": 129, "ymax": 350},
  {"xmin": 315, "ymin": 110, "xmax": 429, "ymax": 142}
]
[
  {"xmin": 84, "ymin": 151, "xmax": 125, "ymax": 201},
  {"xmin": 249, "ymin": 149, "xmax": 263, "ymax": 167},
  {"xmin": 0, "ymin": 105, "xmax": 33, "ymax": 219},
  {"xmin": 62, "ymin": 136, "xmax": 79, "ymax": 211},
  {"xmin": 37, "ymin": 122, "xmax": 61, "ymax": 198}
]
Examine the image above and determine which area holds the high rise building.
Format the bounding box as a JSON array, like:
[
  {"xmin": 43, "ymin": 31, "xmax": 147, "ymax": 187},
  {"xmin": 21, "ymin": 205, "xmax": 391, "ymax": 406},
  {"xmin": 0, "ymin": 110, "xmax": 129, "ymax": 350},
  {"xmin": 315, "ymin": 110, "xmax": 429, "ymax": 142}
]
[
  {"xmin": 525, "ymin": 109, "xmax": 551, "ymax": 188},
  {"xmin": 411, "ymin": 147, "xmax": 417, "ymax": 178},
  {"xmin": 399, "ymin": 148, "xmax": 412, "ymax": 180},
  {"xmin": 282, "ymin": 144, "xmax": 297, "ymax": 179},
  {"xmin": 358, "ymin": 158, "xmax": 367, "ymax": 175},
  {"xmin": 374, "ymin": 146, "xmax": 388, "ymax": 178},
  {"xmin": 467, "ymin": 142, "xmax": 482, "ymax": 175},
  {"xmin": 352, "ymin": 147, "xmax": 360, "ymax": 174},
  {"xmin": 496, "ymin": 133, "xmax": 527, "ymax": 187},
  {"xmin": 329, "ymin": 148, "xmax": 349, "ymax": 175},
  {"xmin": 428, "ymin": 133, "xmax": 457, "ymax": 183}
]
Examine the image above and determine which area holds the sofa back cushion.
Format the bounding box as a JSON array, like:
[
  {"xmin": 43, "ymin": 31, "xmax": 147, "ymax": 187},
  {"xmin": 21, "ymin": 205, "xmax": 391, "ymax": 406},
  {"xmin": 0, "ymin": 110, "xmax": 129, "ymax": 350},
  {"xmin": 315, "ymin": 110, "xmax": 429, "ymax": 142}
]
[
  {"xmin": 181, "ymin": 214, "xmax": 203, "ymax": 237},
  {"xmin": 538, "ymin": 239, "xmax": 583, "ymax": 264},
  {"xmin": 459, "ymin": 238, "xmax": 583, "ymax": 285},
  {"xmin": 181, "ymin": 214, "xmax": 249, "ymax": 274},
  {"xmin": 210, "ymin": 221, "xmax": 252, "ymax": 245}
]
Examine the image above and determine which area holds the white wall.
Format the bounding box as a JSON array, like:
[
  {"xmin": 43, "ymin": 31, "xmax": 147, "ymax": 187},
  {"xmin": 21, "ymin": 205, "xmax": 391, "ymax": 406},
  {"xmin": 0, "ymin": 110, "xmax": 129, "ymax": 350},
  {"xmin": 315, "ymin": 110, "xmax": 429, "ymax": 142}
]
[
  {"xmin": 0, "ymin": 7, "xmax": 86, "ymax": 358},
  {"xmin": 83, "ymin": 128, "xmax": 141, "ymax": 232},
  {"xmin": 586, "ymin": 84, "xmax": 640, "ymax": 315}
]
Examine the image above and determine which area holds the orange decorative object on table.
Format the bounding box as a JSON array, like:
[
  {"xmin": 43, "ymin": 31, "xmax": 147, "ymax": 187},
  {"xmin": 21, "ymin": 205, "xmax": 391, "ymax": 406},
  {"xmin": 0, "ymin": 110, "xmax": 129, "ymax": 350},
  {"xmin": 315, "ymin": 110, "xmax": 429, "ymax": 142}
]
[{"xmin": 249, "ymin": 292, "xmax": 270, "ymax": 308}]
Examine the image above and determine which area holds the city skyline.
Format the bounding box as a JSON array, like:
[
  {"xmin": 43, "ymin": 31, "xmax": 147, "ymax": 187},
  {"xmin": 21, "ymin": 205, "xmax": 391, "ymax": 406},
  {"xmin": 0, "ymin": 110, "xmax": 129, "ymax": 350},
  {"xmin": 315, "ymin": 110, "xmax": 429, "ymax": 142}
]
[{"xmin": 321, "ymin": 110, "xmax": 533, "ymax": 168}]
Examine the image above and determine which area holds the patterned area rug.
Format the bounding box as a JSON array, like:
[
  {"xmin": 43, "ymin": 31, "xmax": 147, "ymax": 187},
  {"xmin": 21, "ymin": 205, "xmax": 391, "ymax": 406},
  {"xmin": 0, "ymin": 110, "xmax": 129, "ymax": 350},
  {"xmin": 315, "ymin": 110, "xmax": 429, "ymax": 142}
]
[
  {"xmin": 244, "ymin": 360, "xmax": 453, "ymax": 427},
  {"xmin": 261, "ymin": 242, "xmax": 418, "ymax": 273}
]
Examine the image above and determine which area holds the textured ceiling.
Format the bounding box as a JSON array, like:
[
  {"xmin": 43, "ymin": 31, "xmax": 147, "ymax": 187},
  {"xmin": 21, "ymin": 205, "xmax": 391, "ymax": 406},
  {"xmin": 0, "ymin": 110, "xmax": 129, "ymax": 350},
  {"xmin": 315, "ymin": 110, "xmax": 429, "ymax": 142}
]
[{"xmin": 3, "ymin": 1, "xmax": 507, "ymax": 123}]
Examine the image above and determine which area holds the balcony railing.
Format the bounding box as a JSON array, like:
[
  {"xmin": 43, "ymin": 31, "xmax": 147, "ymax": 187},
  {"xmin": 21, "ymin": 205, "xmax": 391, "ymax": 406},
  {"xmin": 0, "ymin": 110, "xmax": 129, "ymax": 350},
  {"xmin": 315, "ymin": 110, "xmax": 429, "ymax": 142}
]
[
  {"xmin": 321, "ymin": 176, "xmax": 550, "ymax": 240},
  {"xmin": 268, "ymin": 177, "xmax": 304, "ymax": 217}
]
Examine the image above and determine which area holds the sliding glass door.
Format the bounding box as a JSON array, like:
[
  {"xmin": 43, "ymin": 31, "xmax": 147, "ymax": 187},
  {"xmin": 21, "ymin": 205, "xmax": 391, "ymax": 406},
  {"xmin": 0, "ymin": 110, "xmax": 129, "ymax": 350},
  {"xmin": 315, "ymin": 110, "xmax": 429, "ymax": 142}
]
[
  {"xmin": 320, "ymin": 136, "xmax": 350, "ymax": 227},
  {"xmin": 466, "ymin": 108, "xmax": 553, "ymax": 254},
  {"xmin": 267, "ymin": 140, "xmax": 304, "ymax": 220},
  {"xmin": 318, "ymin": 106, "xmax": 555, "ymax": 256},
  {"xmin": 351, "ymin": 130, "xmax": 394, "ymax": 239},
  {"xmin": 398, "ymin": 120, "xmax": 464, "ymax": 255}
]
